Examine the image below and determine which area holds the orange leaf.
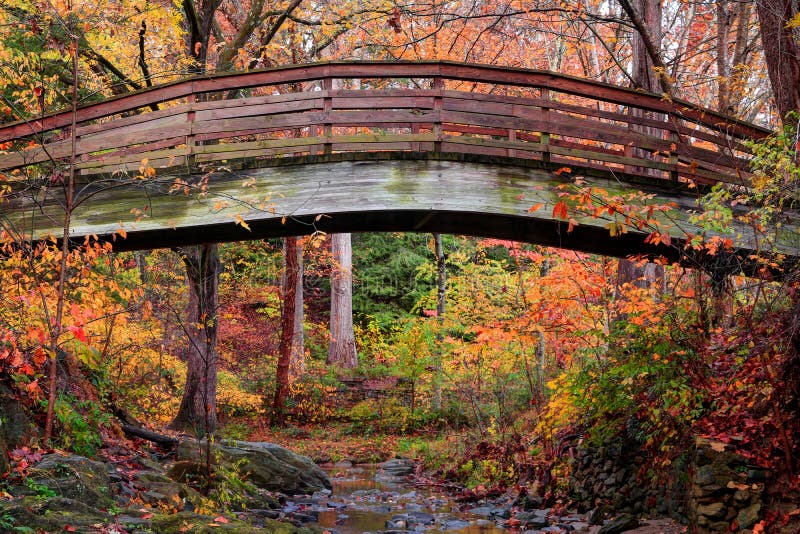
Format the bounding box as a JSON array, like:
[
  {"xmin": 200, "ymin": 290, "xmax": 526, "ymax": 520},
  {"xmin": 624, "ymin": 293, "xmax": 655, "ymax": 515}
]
[
  {"xmin": 552, "ymin": 201, "xmax": 568, "ymax": 220},
  {"xmin": 214, "ymin": 516, "xmax": 229, "ymax": 524},
  {"xmin": 527, "ymin": 203, "xmax": 544, "ymax": 213},
  {"xmin": 33, "ymin": 348, "xmax": 47, "ymax": 366},
  {"xmin": 554, "ymin": 166, "xmax": 572, "ymax": 175}
]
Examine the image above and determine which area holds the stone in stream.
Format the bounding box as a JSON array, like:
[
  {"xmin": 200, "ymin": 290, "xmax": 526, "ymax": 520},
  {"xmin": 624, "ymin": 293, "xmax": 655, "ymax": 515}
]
[
  {"xmin": 443, "ymin": 518, "xmax": 472, "ymax": 530},
  {"xmin": 597, "ymin": 513, "xmax": 640, "ymax": 534},
  {"xmin": 375, "ymin": 457, "xmax": 415, "ymax": 481},
  {"xmin": 516, "ymin": 510, "xmax": 549, "ymax": 528}
]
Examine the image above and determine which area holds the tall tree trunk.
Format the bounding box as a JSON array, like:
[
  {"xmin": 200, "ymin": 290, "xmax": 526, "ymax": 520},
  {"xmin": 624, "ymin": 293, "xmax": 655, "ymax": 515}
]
[
  {"xmin": 327, "ymin": 233, "xmax": 357, "ymax": 368},
  {"xmin": 717, "ymin": 0, "xmax": 733, "ymax": 112},
  {"xmin": 273, "ymin": 236, "xmax": 299, "ymax": 425},
  {"xmin": 755, "ymin": 0, "xmax": 800, "ymax": 121},
  {"xmin": 285, "ymin": 237, "xmax": 305, "ymax": 381},
  {"xmin": 630, "ymin": 0, "xmax": 662, "ymax": 93},
  {"xmin": 431, "ymin": 233, "xmax": 446, "ymax": 411},
  {"xmin": 170, "ymin": 244, "xmax": 220, "ymax": 433},
  {"xmin": 618, "ymin": 0, "xmax": 665, "ymax": 301}
]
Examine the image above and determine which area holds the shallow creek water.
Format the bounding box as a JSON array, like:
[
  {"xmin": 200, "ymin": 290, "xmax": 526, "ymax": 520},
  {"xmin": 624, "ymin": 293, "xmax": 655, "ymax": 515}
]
[{"xmin": 288, "ymin": 464, "xmax": 508, "ymax": 534}]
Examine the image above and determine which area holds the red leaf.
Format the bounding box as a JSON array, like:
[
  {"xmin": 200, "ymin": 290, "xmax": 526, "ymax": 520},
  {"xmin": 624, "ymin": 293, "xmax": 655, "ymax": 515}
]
[{"xmin": 68, "ymin": 326, "xmax": 87, "ymax": 343}]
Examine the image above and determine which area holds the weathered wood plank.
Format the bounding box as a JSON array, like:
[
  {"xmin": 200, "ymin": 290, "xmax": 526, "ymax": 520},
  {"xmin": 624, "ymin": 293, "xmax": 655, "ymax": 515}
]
[{"xmin": 4, "ymin": 157, "xmax": 791, "ymax": 264}]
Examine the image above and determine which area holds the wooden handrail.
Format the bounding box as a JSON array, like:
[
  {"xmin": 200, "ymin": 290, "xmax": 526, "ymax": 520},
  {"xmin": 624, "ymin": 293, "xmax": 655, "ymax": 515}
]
[
  {"xmin": 0, "ymin": 61, "xmax": 770, "ymax": 142},
  {"xmin": 0, "ymin": 61, "xmax": 773, "ymax": 188}
]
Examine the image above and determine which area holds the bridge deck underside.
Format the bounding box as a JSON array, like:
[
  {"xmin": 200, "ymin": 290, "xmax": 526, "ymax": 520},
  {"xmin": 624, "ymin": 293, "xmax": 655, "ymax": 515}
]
[{"xmin": 2, "ymin": 155, "xmax": 781, "ymax": 260}]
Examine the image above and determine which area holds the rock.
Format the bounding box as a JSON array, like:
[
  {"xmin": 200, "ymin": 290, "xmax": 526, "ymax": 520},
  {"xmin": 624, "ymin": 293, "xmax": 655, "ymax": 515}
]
[
  {"xmin": 409, "ymin": 511, "xmax": 435, "ymax": 525},
  {"xmin": 733, "ymin": 489, "xmax": 752, "ymax": 505},
  {"xmin": 175, "ymin": 439, "xmax": 331, "ymax": 495},
  {"xmin": 516, "ymin": 511, "xmax": 548, "ymax": 528},
  {"xmin": 133, "ymin": 466, "xmax": 231, "ymax": 511},
  {"xmin": 466, "ymin": 505, "xmax": 494, "ymax": 517},
  {"xmin": 27, "ymin": 453, "xmax": 113, "ymax": 508},
  {"xmin": 695, "ymin": 464, "xmax": 717, "ymax": 486},
  {"xmin": 697, "ymin": 502, "xmax": 727, "ymax": 520},
  {"xmin": 598, "ymin": 513, "xmax": 640, "ymax": 534},
  {"xmin": 737, "ymin": 502, "xmax": 761, "ymax": 530},
  {"xmin": 490, "ymin": 506, "xmax": 512, "ymax": 519},
  {"xmin": 376, "ymin": 457, "xmax": 414, "ymax": 477},
  {"xmin": 0, "ymin": 496, "xmax": 109, "ymax": 532},
  {"xmin": 151, "ymin": 511, "xmax": 312, "ymax": 533},
  {"xmin": 443, "ymin": 519, "xmax": 471, "ymax": 530},
  {"xmin": 385, "ymin": 514, "xmax": 408, "ymax": 529}
]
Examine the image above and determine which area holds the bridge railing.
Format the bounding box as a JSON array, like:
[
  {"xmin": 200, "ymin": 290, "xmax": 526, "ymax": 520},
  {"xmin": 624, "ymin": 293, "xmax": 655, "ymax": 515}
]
[{"xmin": 0, "ymin": 61, "xmax": 770, "ymax": 186}]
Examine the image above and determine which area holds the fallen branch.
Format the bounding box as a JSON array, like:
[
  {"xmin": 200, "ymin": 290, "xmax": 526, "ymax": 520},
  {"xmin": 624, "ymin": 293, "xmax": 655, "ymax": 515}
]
[{"xmin": 120, "ymin": 423, "xmax": 178, "ymax": 449}]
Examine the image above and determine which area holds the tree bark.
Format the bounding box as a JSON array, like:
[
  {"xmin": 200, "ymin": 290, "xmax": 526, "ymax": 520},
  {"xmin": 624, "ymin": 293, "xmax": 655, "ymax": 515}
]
[
  {"xmin": 285, "ymin": 237, "xmax": 305, "ymax": 381},
  {"xmin": 717, "ymin": 0, "xmax": 733, "ymax": 112},
  {"xmin": 617, "ymin": 0, "xmax": 666, "ymax": 306},
  {"xmin": 272, "ymin": 236, "xmax": 299, "ymax": 425},
  {"xmin": 431, "ymin": 233, "xmax": 446, "ymax": 411},
  {"xmin": 755, "ymin": 0, "xmax": 800, "ymax": 121},
  {"xmin": 327, "ymin": 233, "xmax": 358, "ymax": 368},
  {"xmin": 170, "ymin": 244, "xmax": 220, "ymax": 433}
]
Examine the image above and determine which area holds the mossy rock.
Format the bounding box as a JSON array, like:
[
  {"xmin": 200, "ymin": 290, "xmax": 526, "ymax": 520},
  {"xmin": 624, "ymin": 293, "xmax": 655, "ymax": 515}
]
[
  {"xmin": 150, "ymin": 511, "xmax": 313, "ymax": 533},
  {"xmin": 0, "ymin": 496, "xmax": 111, "ymax": 533},
  {"xmin": 26, "ymin": 453, "xmax": 113, "ymax": 508},
  {"xmin": 175, "ymin": 440, "xmax": 331, "ymax": 495}
]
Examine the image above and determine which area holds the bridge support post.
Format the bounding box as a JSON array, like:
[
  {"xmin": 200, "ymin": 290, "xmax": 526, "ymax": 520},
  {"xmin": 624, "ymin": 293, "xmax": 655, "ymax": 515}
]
[
  {"xmin": 186, "ymin": 93, "xmax": 197, "ymax": 170},
  {"xmin": 668, "ymin": 129, "xmax": 679, "ymax": 182},
  {"xmin": 540, "ymin": 88, "xmax": 551, "ymax": 164},
  {"xmin": 433, "ymin": 76, "xmax": 443, "ymax": 153},
  {"xmin": 323, "ymin": 78, "xmax": 333, "ymax": 155}
]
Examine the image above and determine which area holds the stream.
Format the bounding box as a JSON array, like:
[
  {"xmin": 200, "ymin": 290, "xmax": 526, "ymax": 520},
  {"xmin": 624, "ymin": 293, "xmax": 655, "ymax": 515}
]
[
  {"xmin": 282, "ymin": 461, "xmax": 686, "ymax": 534},
  {"xmin": 284, "ymin": 461, "xmax": 577, "ymax": 534}
]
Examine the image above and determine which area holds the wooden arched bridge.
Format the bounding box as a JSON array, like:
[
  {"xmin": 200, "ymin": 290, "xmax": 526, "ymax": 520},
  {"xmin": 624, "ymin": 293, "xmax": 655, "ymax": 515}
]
[{"xmin": 0, "ymin": 61, "xmax": 789, "ymax": 260}]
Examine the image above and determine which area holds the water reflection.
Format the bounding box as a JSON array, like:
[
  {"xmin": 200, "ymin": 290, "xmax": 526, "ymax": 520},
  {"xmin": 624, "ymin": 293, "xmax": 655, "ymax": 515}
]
[{"xmin": 308, "ymin": 465, "xmax": 507, "ymax": 534}]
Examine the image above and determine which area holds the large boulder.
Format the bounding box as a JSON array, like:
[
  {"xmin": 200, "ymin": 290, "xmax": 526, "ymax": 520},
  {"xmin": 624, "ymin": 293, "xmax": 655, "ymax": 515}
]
[
  {"xmin": 174, "ymin": 439, "xmax": 331, "ymax": 495},
  {"xmin": 0, "ymin": 497, "xmax": 109, "ymax": 533},
  {"xmin": 26, "ymin": 453, "xmax": 113, "ymax": 508}
]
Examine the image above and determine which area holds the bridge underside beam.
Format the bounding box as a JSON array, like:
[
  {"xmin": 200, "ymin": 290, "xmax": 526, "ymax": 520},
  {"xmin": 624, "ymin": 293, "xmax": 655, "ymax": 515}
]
[{"xmin": 0, "ymin": 155, "xmax": 789, "ymax": 266}]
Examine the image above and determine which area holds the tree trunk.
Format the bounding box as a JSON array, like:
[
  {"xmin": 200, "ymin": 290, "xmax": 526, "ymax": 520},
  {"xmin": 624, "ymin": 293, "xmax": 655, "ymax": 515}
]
[
  {"xmin": 327, "ymin": 233, "xmax": 358, "ymax": 368},
  {"xmin": 756, "ymin": 0, "xmax": 800, "ymax": 121},
  {"xmin": 273, "ymin": 236, "xmax": 299, "ymax": 425},
  {"xmin": 716, "ymin": 0, "xmax": 732, "ymax": 112},
  {"xmin": 630, "ymin": 0, "xmax": 662, "ymax": 93},
  {"xmin": 617, "ymin": 0, "xmax": 665, "ymax": 305},
  {"xmin": 282, "ymin": 237, "xmax": 305, "ymax": 381},
  {"xmin": 170, "ymin": 244, "xmax": 220, "ymax": 433},
  {"xmin": 431, "ymin": 233, "xmax": 446, "ymax": 411}
]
